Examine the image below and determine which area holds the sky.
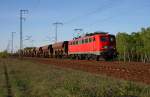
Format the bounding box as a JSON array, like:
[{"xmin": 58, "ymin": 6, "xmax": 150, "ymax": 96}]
[{"xmin": 0, "ymin": 0, "xmax": 150, "ymax": 52}]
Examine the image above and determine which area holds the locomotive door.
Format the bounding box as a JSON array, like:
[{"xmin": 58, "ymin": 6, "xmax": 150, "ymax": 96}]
[{"xmin": 92, "ymin": 37, "xmax": 96, "ymax": 52}]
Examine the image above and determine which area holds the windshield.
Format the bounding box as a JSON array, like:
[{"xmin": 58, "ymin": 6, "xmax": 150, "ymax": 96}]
[{"xmin": 100, "ymin": 36, "xmax": 108, "ymax": 42}]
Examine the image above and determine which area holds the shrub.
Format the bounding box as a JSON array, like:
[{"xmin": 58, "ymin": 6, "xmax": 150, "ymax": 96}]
[{"xmin": 0, "ymin": 51, "xmax": 9, "ymax": 58}]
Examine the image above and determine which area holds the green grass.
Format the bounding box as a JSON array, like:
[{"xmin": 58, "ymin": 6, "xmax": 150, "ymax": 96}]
[
  {"xmin": 0, "ymin": 58, "xmax": 150, "ymax": 97},
  {"xmin": 0, "ymin": 60, "xmax": 7, "ymax": 97}
]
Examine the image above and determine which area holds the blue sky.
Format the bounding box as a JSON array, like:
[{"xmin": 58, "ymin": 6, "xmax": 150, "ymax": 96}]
[{"xmin": 0, "ymin": 0, "xmax": 150, "ymax": 52}]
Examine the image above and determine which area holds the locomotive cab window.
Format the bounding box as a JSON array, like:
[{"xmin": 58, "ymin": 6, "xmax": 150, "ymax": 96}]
[{"xmin": 100, "ymin": 36, "xmax": 107, "ymax": 42}]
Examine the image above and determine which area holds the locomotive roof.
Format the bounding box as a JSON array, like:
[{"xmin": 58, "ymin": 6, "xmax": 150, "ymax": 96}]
[
  {"xmin": 85, "ymin": 32, "xmax": 108, "ymax": 36},
  {"xmin": 72, "ymin": 32, "xmax": 109, "ymax": 40}
]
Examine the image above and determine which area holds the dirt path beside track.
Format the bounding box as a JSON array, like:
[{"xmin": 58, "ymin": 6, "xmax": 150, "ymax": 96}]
[{"xmin": 24, "ymin": 57, "xmax": 150, "ymax": 85}]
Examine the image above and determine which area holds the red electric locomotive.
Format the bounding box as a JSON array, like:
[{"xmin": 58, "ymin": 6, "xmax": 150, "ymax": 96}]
[{"xmin": 68, "ymin": 32, "xmax": 117, "ymax": 60}]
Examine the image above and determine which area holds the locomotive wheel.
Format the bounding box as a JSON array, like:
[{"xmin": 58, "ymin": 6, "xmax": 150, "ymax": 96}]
[
  {"xmin": 91, "ymin": 55, "xmax": 96, "ymax": 60},
  {"xmin": 96, "ymin": 56, "xmax": 99, "ymax": 61},
  {"xmin": 75, "ymin": 55, "xmax": 79, "ymax": 60},
  {"xmin": 69, "ymin": 55, "xmax": 73, "ymax": 59},
  {"xmin": 85, "ymin": 55, "xmax": 90, "ymax": 60}
]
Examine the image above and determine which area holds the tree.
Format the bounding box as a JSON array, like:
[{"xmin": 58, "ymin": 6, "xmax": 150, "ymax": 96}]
[{"xmin": 116, "ymin": 27, "xmax": 150, "ymax": 63}]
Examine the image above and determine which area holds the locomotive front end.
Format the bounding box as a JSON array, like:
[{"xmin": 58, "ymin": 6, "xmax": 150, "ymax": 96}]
[{"xmin": 99, "ymin": 34, "xmax": 118, "ymax": 60}]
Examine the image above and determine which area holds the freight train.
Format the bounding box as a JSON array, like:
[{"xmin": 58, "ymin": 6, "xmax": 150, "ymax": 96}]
[{"xmin": 22, "ymin": 32, "xmax": 118, "ymax": 60}]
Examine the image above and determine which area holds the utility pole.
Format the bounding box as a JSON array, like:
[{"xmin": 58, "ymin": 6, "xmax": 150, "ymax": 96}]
[
  {"xmin": 6, "ymin": 40, "xmax": 11, "ymax": 53},
  {"xmin": 19, "ymin": 9, "xmax": 28, "ymax": 58},
  {"xmin": 53, "ymin": 22, "xmax": 63, "ymax": 43},
  {"xmin": 24, "ymin": 35, "xmax": 32, "ymax": 47},
  {"xmin": 30, "ymin": 40, "xmax": 34, "ymax": 47},
  {"xmin": 11, "ymin": 32, "xmax": 16, "ymax": 54}
]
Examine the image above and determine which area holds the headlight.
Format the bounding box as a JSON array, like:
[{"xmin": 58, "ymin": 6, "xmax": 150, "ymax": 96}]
[{"xmin": 103, "ymin": 46, "xmax": 108, "ymax": 49}]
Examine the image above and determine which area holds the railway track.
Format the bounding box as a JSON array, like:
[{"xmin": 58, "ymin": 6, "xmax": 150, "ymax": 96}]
[{"xmin": 24, "ymin": 57, "xmax": 150, "ymax": 85}]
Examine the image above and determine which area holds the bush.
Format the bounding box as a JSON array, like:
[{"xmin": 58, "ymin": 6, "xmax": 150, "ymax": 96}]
[{"xmin": 0, "ymin": 51, "xmax": 9, "ymax": 58}]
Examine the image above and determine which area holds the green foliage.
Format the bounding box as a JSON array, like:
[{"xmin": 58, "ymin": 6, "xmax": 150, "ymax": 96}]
[
  {"xmin": 0, "ymin": 63, "xmax": 7, "ymax": 97},
  {"xmin": 116, "ymin": 27, "xmax": 150, "ymax": 62},
  {"xmin": 0, "ymin": 51, "xmax": 9, "ymax": 58}
]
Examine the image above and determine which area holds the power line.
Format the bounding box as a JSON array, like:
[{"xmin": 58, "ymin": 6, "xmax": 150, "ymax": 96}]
[
  {"xmin": 63, "ymin": 0, "xmax": 119, "ymax": 25},
  {"xmin": 25, "ymin": 35, "xmax": 32, "ymax": 40},
  {"xmin": 19, "ymin": 9, "xmax": 29, "ymax": 58},
  {"xmin": 11, "ymin": 32, "xmax": 16, "ymax": 54},
  {"xmin": 83, "ymin": 16, "xmax": 114, "ymax": 29},
  {"xmin": 73, "ymin": 28, "xmax": 83, "ymax": 38},
  {"xmin": 74, "ymin": 29, "xmax": 83, "ymax": 32},
  {"xmin": 52, "ymin": 22, "xmax": 63, "ymax": 43},
  {"xmin": 6, "ymin": 40, "xmax": 11, "ymax": 53},
  {"xmin": 30, "ymin": 40, "xmax": 34, "ymax": 47}
]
